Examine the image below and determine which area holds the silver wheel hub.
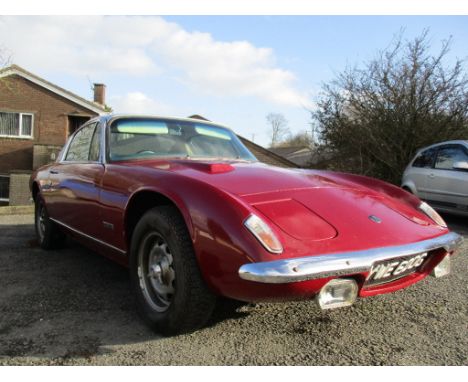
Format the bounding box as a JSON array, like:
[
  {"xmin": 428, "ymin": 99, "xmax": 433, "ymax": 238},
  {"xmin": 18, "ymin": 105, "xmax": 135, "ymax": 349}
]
[
  {"xmin": 149, "ymin": 264, "xmax": 163, "ymax": 281},
  {"xmin": 138, "ymin": 233, "xmax": 176, "ymax": 313}
]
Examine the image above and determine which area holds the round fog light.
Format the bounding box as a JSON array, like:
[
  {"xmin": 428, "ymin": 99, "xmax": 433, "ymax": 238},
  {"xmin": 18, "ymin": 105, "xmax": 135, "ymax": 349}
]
[{"xmin": 316, "ymin": 278, "xmax": 358, "ymax": 310}]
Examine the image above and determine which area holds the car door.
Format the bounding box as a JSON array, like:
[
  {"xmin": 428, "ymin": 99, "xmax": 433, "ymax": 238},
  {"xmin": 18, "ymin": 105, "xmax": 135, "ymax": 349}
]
[
  {"xmin": 405, "ymin": 147, "xmax": 438, "ymax": 199},
  {"xmin": 48, "ymin": 122, "xmax": 105, "ymax": 238},
  {"xmin": 425, "ymin": 144, "xmax": 468, "ymax": 209}
]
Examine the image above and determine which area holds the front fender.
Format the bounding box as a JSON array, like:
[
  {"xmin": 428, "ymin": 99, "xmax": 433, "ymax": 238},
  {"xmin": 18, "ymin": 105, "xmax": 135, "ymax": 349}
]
[
  {"xmin": 119, "ymin": 170, "xmax": 273, "ymax": 299},
  {"xmin": 324, "ymin": 171, "xmax": 422, "ymax": 208}
]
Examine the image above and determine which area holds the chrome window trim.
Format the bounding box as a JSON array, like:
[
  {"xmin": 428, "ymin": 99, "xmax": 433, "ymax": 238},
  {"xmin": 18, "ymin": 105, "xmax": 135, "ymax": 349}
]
[
  {"xmin": 238, "ymin": 232, "xmax": 463, "ymax": 284},
  {"xmin": 50, "ymin": 217, "xmax": 126, "ymax": 255},
  {"xmin": 99, "ymin": 119, "xmax": 107, "ymax": 164}
]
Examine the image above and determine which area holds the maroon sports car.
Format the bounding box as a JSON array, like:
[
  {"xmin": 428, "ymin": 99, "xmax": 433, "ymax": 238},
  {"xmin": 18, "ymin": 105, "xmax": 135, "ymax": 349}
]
[{"xmin": 30, "ymin": 115, "xmax": 463, "ymax": 335}]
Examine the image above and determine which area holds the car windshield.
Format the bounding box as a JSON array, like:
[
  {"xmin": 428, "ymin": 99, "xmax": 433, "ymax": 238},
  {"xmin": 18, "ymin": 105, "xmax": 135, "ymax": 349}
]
[{"xmin": 108, "ymin": 118, "xmax": 257, "ymax": 162}]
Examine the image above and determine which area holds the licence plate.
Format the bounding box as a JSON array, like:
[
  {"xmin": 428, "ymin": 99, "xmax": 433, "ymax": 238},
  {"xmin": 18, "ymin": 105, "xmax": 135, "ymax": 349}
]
[{"xmin": 366, "ymin": 252, "xmax": 428, "ymax": 286}]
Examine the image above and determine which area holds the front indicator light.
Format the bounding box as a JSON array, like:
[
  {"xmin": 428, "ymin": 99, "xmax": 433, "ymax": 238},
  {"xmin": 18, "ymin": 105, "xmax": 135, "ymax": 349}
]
[
  {"xmin": 419, "ymin": 202, "xmax": 447, "ymax": 228},
  {"xmin": 244, "ymin": 214, "xmax": 283, "ymax": 254},
  {"xmin": 431, "ymin": 255, "xmax": 451, "ymax": 278},
  {"xmin": 316, "ymin": 279, "xmax": 358, "ymax": 310}
]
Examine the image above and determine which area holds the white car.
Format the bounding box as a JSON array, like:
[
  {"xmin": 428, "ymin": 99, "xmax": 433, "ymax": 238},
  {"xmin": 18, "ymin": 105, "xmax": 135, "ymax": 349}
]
[{"xmin": 402, "ymin": 140, "xmax": 468, "ymax": 217}]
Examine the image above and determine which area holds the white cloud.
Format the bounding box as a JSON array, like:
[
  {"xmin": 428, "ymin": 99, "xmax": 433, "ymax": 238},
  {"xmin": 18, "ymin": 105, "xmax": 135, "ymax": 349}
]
[
  {"xmin": 0, "ymin": 17, "xmax": 159, "ymax": 76},
  {"xmin": 147, "ymin": 22, "xmax": 310, "ymax": 107},
  {"xmin": 110, "ymin": 92, "xmax": 173, "ymax": 115},
  {"xmin": 0, "ymin": 16, "xmax": 310, "ymax": 107}
]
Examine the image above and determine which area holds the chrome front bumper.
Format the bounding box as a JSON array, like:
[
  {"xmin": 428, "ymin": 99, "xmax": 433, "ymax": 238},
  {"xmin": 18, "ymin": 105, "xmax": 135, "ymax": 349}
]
[{"xmin": 238, "ymin": 232, "xmax": 463, "ymax": 284}]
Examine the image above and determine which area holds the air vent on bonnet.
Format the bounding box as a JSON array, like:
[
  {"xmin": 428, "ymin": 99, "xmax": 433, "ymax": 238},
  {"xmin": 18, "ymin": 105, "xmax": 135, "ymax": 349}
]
[{"xmin": 175, "ymin": 161, "xmax": 235, "ymax": 174}]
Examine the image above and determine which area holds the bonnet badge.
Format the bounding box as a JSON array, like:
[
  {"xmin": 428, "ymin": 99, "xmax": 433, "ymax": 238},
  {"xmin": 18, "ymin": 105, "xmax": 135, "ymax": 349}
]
[{"xmin": 369, "ymin": 215, "xmax": 382, "ymax": 223}]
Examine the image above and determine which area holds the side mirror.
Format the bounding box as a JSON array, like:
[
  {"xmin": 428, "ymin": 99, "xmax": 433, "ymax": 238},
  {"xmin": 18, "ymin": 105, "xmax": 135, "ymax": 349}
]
[{"xmin": 453, "ymin": 161, "xmax": 468, "ymax": 171}]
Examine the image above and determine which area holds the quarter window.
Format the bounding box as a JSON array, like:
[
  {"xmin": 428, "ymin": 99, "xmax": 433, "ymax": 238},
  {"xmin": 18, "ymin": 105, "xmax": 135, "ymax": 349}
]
[
  {"xmin": 65, "ymin": 124, "xmax": 97, "ymax": 162},
  {"xmin": 435, "ymin": 146, "xmax": 468, "ymax": 170},
  {"xmin": 0, "ymin": 112, "xmax": 34, "ymax": 138},
  {"xmin": 412, "ymin": 148, "xmax": 437, "ymax": 168}
]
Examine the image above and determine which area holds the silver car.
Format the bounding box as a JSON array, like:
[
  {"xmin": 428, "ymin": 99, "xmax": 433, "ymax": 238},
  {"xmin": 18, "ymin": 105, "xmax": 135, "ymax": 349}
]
[{"xmin": 402, "ymin": 140, "xmax": 468, "ymax": 217}]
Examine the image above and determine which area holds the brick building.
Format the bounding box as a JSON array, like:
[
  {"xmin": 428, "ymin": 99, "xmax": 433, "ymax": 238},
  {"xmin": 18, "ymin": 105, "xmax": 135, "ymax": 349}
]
[
  {"xmin": 0, "ymin": 67, "xmax": 296, "ymax": 205},
  {"xmin": 0, "ymin": 65, "xmax": 106, "ymax": 204}
]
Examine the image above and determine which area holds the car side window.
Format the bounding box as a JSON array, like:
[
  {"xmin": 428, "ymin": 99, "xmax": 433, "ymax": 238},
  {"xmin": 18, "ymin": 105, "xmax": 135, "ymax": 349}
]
[
  {"xmin": 435, "ymin": 145, "xmax": 468, "ymax": 170},
  {"xmin": 65, "ymin": 123, "xmax": 97, "ymax": 162},
  {"xmin": 412, "ymin": 147, "xmax": 437, "ymax": 168}
]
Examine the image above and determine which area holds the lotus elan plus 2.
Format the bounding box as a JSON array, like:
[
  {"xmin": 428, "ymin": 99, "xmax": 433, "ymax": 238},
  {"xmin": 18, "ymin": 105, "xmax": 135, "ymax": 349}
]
[{"xmin": 31, "ymin": 115, "xmax": 463, "ymax": 335}]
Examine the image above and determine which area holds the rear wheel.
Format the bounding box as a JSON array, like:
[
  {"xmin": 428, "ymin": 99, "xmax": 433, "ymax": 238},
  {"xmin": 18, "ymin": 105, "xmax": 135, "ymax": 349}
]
[
  {"xmin": 35, "ymin": 197, "xmax": 66, "ymax": 249},
  {"xmin": 129, "ymin": 206, "xmax": 216, "ymax": 335}
]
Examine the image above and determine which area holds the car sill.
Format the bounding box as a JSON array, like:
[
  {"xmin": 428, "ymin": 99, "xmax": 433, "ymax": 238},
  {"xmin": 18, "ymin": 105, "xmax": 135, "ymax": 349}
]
[{"xmin": 50, "ymin": 218, "xmax": 126, "ymax": 255}]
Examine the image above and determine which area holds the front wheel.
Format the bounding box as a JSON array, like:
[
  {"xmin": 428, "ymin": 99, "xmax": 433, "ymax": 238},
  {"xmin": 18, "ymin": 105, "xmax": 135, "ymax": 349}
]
[{"xmin": 129, "ymin": 206, "xmax": 216, "ymax": 335}]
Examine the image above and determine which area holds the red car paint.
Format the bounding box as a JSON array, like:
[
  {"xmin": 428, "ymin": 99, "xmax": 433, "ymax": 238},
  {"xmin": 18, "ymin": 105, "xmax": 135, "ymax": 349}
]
[{"xmin": 31, "ymin": 117, "xmax": 456, "ymax": 303}]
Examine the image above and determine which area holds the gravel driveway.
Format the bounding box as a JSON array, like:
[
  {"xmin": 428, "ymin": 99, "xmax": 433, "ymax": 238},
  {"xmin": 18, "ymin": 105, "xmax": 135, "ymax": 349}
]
[{"xmin": 0, "ymin": 213, "xmax": 466, "ymax": 365}]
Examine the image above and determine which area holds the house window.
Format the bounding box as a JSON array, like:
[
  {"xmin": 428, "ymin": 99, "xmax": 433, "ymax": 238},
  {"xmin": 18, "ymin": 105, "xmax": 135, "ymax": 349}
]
[
  {"xmin": 0, "ymin": 112, "xmax": 34, "ymax": 138},
  {"xmin": 0, "ymin": 175, "xmax": 9, "ymax": 202}
]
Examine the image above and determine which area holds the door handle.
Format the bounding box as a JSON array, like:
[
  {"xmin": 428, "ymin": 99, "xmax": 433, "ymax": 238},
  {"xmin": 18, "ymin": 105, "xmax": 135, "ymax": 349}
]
[
  {"xmin": 50, "ymin": 170, "xmax": 59, "ymax": 174},
  {"xmin": 428, "ymin": 173, "xmax": 435, "ymax": 179}
]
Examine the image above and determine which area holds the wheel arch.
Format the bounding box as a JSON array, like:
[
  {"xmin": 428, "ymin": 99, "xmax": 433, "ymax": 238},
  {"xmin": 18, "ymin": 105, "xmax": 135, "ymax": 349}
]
[
  {"xmin": 401, "ymin": 181, "xmax": 417, "ymax": 196},
  {"xmin": 124, "ymin": 188, "xmax": 194, "ymax": 249}
]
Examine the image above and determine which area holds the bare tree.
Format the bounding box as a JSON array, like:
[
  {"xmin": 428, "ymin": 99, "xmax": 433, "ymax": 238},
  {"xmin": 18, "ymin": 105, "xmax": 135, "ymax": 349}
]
[
  {"xmin": 266, "ymin": 113, "xmax": 289, "ymax": 148},
  {"xmin": 0, "ymin": 46, "xmax": 13, "ymax": 89},
  {"xmin": 0, "ymin": 46, "xmax": 12, "ymax": 71},
  {"xmin": 277, "ymin": 130, "xmax": 314, "ymax": 148},
  {"xmin": 313, "ymin": 30, "xmax": 468, "ymax": 184}
]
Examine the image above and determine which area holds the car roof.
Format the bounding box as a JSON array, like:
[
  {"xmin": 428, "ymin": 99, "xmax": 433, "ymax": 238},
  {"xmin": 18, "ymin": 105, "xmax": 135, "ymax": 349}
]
[
  {"xmin": 416, "ymin": 140, "xmax": 468, "ymax": 153},
  {"xmin": 94, "ymin": 113, "xmax": 232, "ymax": 130}
]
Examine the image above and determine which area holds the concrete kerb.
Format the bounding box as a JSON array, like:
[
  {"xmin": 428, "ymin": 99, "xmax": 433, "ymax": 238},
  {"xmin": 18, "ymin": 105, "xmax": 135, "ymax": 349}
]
[{"xmin": 0, "ymin": 205, "xmax": 34, "ymax": 216}]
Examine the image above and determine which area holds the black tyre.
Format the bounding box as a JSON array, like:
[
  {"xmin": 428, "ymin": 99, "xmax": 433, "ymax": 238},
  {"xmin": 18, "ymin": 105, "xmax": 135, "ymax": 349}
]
[
  {"xmin": 402, "ymin": 186, "xmax": 414, "ymax": 194},
  {"xmin": 129, "ymin": 206, "xmax": 217, "ymax": 335},
  {"xmin": 35, "ymin": 197, "xmax": 66, "ymax": 250}
]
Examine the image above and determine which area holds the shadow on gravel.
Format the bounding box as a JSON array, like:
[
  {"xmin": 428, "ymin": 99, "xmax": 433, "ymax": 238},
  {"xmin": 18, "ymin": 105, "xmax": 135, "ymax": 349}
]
[
  {"xmin": 207, "ymin": 299, "xmax": 252, "ymax": 328},
  {"xmin": 0, "ymin": 223, "xmax": 251, "ymax": 361},
  {"xmin": 0, "ymin": 215, "xmax": 467, "ymax": 365},
  {"xmin": 441, "ymin": 213, "xmax": 468, "ymax": 235}
]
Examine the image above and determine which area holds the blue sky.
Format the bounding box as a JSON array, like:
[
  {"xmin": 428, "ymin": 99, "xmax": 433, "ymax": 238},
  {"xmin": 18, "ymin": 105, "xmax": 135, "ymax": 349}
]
[{"xmin": 1, "ymin": 16, "xmax": 467, "ymax": 146}]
